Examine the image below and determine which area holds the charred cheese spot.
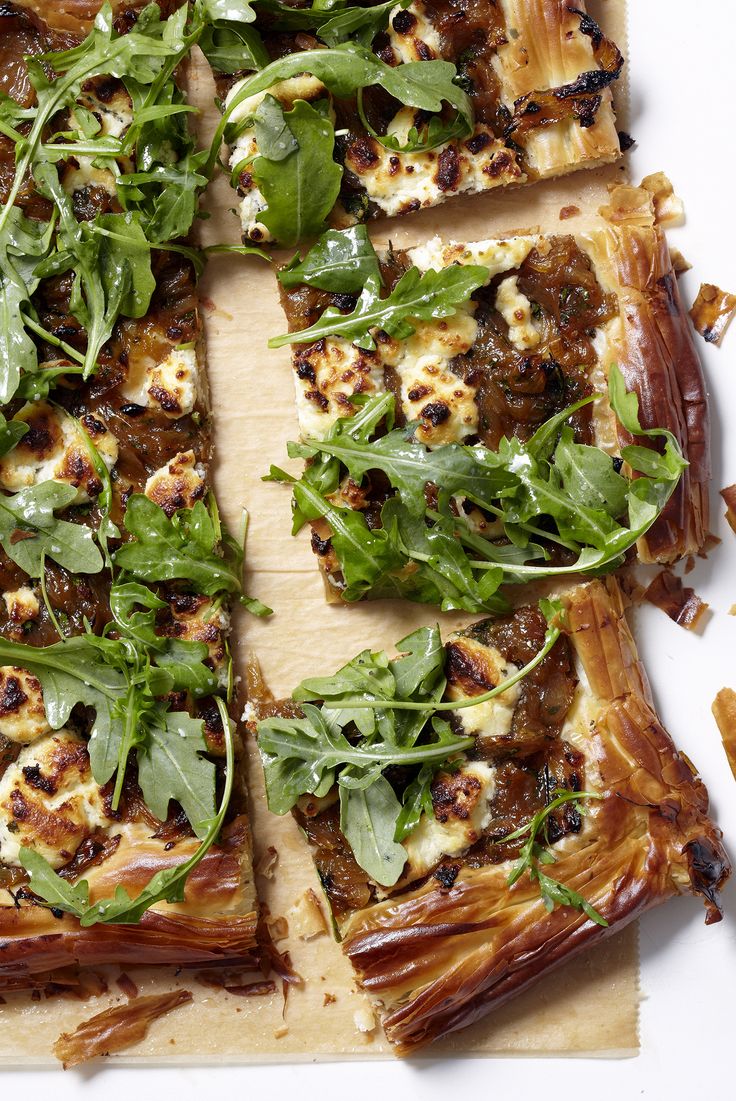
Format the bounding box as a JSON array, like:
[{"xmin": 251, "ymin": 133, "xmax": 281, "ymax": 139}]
[
  {"xmin": 144, "ymin": 450, "xmax": 207, "ymax": 518},
  {"xmin": 158, "ymin": 593, "xmax": 229, "ymax": 683},
  {"xmin": 495, "ymin": 275, "xmax": 541, "ymax": 350},
  {"xmin": 2, "ymin": 586, "xmax": 40, "ymax": 627},
  {"xmin": 0, "ymin": 730, "xmax": 110, "ymax": 867},
  {"xmin": 344, "ymin": 110, "xmax": 523, "ymax": 218},
  {"xmin": 293, "ymin": 338, "xmax": 384, "ymax": 440},
  {"xmin": 225, "ymin": 76, "xmax": 332, "ymax": 244},
  {"xmin": 400, "ymin": 762, "xmax": 496, "ymax": 885},
  {"xmin": 381, "ymin": 309, "xmax": 479, "ymax": 446},
  {"xmin": 444, "ymin": 635, "xmax": 521, "ymax": 749},
  {"xmin": 387, "ymin": 2, "xmax": 441, "ymax": 63},
  {"xmin": 120, "ymin": 346, "xmax": 201, "ymax": 420},
  {"xmin": 0, "ymin": 667, "xmax": 50, "ymax": 745},
  {"xmin": 0, "ymin": 401, "xmax": 118, "ymax": 503}
]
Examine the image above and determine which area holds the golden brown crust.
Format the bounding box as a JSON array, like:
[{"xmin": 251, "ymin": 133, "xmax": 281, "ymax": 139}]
[
  {"xmin": 0, "ymin": 906, "xmax": 259, "ymax": 984},
  {"xmin": 496, "ymin": 0, "xmax": 622, "ymax": 177},
  {"xmin": 340, "ymin": 579, "xmax": 728, "ymax": 1054},
  {"xmin": 601, "ymin": 185, "xmax": 710, "ymax": 562}
]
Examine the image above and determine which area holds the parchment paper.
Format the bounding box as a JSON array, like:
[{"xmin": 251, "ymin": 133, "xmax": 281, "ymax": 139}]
[{"xmin": 0, "ymin": 0, "xmax": 641, "ymax": 1064}]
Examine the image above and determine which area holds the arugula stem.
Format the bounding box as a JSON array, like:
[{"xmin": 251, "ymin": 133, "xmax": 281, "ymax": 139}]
[
  {"xmin": 20, "ymin": 312, "xmax": 86, "ymax": 366},
  {"xmin": 499, "ymin": 790, "xmax": 602, "ymax": 846},
  {"xmin": 38, "ymin": 551, "xmax": 67, "ymax": 642},
  {"xmin": 317, "ymin": 622, "xmax": 560, "ymax": 713},
  {"xmin": 111, "ymin": 684, "xmax": 139, "ymax": 812}
]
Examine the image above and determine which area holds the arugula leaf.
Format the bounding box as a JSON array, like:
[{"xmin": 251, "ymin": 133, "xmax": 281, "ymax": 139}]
[
  {"xmin": 501, "ymin": 790, "xmax": 608, "ymax": 927},
  {"xmin": 254, "ymin": 94, "xmax": 299, "ymax": 160},
  {"xmin": 136, "ymin": 708, "xmax": 216, "ymax": 834},
  {"xmin": 0, "ymin": 411, "xmax": 28, "ymax": 458},
  {"xmin": 0, "ymin": 482, "xmax": 103, "ymax": 576},
  {"xmin": 0, "ymin": 628, "xmax": 216, "ymax": 837},
  {"xmin": 270, "ymin": 264, "xmax": 489, "ymax": 350},
  {"xmin": 221, "ymin": 43, "xmax": 472, "ymax": 129},
  {"xmin": 210, "ymin": 41, "xmax": 474, "ymax": 178},
  {"xmin": 0, "ymin": 2, "xmax": 192, "ymax": 242},
  {"xmin": 114, "ymin": 495, "xmax": 243, "ymax": 597},
  {"xmin": 339, "ymin": 778, "xmax": 406, "ymax": 886},
  {"xmin": 318, "ymin": 0, "xmax": 409, "ymax": 47},
  {"xmin": 18, "ymin": 848, "xmax": 92, "ymax": 915},
  {"xmin": 252, "ymin": 98, "xmax": 342, "ymax": 248},
  {"xmin": 257, "ymin": 611, "xmax": 562, "ymax": 885},
  {"xmin": 0, "ymin": 210, "xmax": 56, "ymax": 402},
  {"xmin": 18, "ymin": 697, "xmax": 236, "ymax": 926},
  {"xmin": 34, "ymin": 164, "xmax": 156, "ymax": 378},
  {"xmin": 278, "ymin": 226, "xmax": 382, "ymax": 293},
  {"xmin": 273, "ymin": 369, "xmax": 686, "ymax": 611}
]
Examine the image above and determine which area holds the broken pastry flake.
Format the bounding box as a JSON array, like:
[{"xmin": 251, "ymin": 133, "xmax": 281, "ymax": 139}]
[
  {"xmin": 720, "ymin": 485, "xmax": 736, "ymax": 534},
  {"xmin": 643, "ymin": 570, "xmax": 709, "ymax": 631},
  {"xmin": 53, "ymin": 990, "xmax": 192, "ymax": 1068},
  {"xmin": 712, "ymin": 689, "xmax": 736, "ymax": 782},
  {"xmin": 286, "ymin": 888, "xmax": 328, "ymax": 941},
  {"xmin": 690, "ymin": 284, "xmax": 736, "ymax": 346}
]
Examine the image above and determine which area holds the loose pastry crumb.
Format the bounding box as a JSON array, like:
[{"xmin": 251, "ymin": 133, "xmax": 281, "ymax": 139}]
[
  {"xmin": 286, "ymin": 889, "xmax": 328, "ymax": 941},
  {"xmin": 641, "ymin": 171, "xmax": 685, "ymax": 226},
  {"xmin": 720, "ymin": 486, "xmax": 736, "ymax": 533},
  {"xmin": 255, "ymin": 846, "xmax": 279, "ymax": 880},
  {"xmin": 643, "ymin": 570, "xmax": 709, "ymax": 631},
  {"xmin": 353, "ymin": 1005, "xmax": 376, "ymax": 1035},
  {"xmin": 712, "ymin": 689, "xmax": 736, "ymax": 782},
  {"xmin": 690, "ymin": 284, "xmax": 736, "ymax": 346}
]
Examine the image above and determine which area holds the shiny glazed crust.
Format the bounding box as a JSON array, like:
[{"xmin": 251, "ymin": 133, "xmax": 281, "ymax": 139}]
[
  {"xmin": 339, "ymin": 579, "xmax": 728, "ymax": 1053},
  {"xmin": 598, "ymin": 185, "xmax": 710, "ymax": 561}
]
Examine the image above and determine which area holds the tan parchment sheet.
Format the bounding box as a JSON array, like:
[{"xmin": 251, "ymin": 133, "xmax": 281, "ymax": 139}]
[{"xmin": 0, "ymin": 0, "xmax": 642, "ymax": 1064}]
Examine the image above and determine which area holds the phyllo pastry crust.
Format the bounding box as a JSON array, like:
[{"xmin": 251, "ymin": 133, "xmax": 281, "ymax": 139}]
[
  {"xmin": 210, "ymin": 0, "xmax": 625, "ymax": 246},
  {"xmin": 250, "ymin": 578, "xmax": 728, "ymax": 1054},
  {"xmin": 0, "ymin": 0, "xmax": 258, "ymax": 989}
]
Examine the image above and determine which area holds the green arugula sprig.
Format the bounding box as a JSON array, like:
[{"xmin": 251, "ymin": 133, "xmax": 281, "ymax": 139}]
[
  {"xmin": 270, "ymin": 262, "xmax": 489, "ymax": 351},
  {"xmin": 257, "ymin": 605, "xmax": 562, "ymax": 885},
  {"xmin": 113, "ymin": 493, "xmax": 269, "ymax": 613},
  {"xmin": 208, "ymin": 42, "xmax": 473, "ymax": 242},
  {"xmin": 278, "ymin": 225, "xmax": 382, "ymax": 292},
  {"xmin": 18, "ymin": 697, "xmax": 235, "ymax": 926},
  {"xmin": 0, "ymin": 482, "xmax": 103, "ymax": 577},
  {"xmin": 0, "ymin": 625, "xmax": 218, "ymax": 831},
  {"xmin": 216, "ymin": 42, "xmax": 472, "ymax": 156},
  {"xmin": 268, "ymin": 367, "xmax": 686, "ymax": 611},
  {"xmin": 500, "ymin": 790, "xmax": 608, "ymax": 927},
  {"xmin": 250, "ymin": 97, "xmax": 343, "ymax": 247}
]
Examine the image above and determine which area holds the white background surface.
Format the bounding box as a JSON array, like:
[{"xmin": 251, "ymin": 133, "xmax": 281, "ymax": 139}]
[{"xmin": 5, "ymin": 1, "xmax": 736, "ymax": 1096}]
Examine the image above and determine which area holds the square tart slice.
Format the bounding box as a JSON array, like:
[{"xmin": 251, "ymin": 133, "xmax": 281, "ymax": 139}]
[
  {"xmin": 276, "ymin": 180, "xmax": 708, "ymax": 601},
  {"xmin": 213, "ymin": 0, "xmax": 625, "ymax": 246},
  {"xmin": 0, "ymin": 0, "xmax": 258, "ymax": 992},
  {"xmin": 251, "ymin": 578, "xmax": 728, "ymax": 1053}
]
